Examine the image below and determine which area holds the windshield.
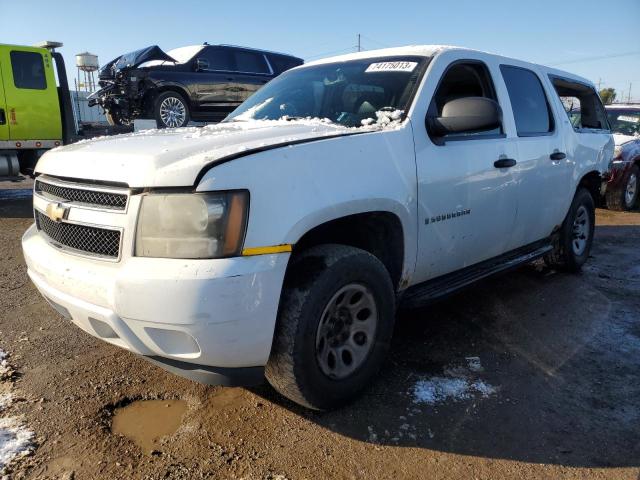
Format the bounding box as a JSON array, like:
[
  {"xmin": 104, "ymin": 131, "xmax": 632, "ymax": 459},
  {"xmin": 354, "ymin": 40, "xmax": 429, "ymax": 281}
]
[
  {"xmin": 225, "ymin": 56, "xmax": 428, "ymax": 128},
  {"xmin": 606, "ymin": 109, "xmax": 640, "ymax": 136}
]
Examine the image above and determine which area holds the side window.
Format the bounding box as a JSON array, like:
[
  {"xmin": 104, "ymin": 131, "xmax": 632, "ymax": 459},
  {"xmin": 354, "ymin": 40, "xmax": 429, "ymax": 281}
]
[
  {"xmin": 500, "ymin": 65, "xmax": 554, "ymax": 136},
  {"xmin": 429, "ymin": 61, "xmax": 502, "ymax": 138},
  {"xmin": 268, "ymin": 54, "xmax": 302, "ymax": 75},
  {"xmin": 232, "ymin": 50, "xmax": 270, "ymax": 74},
  {"xmin": 201, "ymin": 47, "xmax": 234, "ymax": 71},
  {"xmin": 11, "ymin": 51, "xmax": 47, "ymax": 90},
  {"xmin": 549, "ymin": 77, "xmax": 609, "ymax": 131}
]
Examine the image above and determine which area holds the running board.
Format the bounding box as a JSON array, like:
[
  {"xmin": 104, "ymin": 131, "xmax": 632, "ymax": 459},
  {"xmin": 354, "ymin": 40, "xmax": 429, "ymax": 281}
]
[{"xmin": 400, "ymin": 239, "xmax": 553, "ymax": 308}]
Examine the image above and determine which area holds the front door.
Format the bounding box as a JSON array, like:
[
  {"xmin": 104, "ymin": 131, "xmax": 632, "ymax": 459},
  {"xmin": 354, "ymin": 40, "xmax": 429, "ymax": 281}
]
[
  {"xmin": 412, "ymin": 59, "xmax": 519, "ymax": 283},
  {"xmin": 0, "ymin": 47, "xmax": 61, "ymax": 140},
  {"xmin": 193, "ymin": 46, "xmax": 240, "ymax": 116}
]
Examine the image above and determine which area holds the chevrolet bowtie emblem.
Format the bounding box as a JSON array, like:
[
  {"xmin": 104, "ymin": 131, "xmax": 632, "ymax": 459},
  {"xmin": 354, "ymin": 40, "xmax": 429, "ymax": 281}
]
[{"xmin": 45, "ymin": 202, "xmax": 69, "ymax": 223}]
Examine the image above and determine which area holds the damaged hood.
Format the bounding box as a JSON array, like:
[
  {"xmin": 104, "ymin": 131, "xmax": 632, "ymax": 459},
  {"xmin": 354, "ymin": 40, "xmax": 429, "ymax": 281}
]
[
  {"xmin": 35, "ymin": 120, "xmax": 360, "ymax": 188},
  {"xmin": 100, "ymin": 45, "xmax": 177, "ymax": 79}
]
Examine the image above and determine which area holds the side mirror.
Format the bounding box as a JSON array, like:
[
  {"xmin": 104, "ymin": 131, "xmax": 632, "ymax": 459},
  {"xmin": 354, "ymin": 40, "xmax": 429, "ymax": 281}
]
[
  {"xmin": 195, "ymin": 58, "xmax": 210, "ymax": 71},
  {"xmin": 427, "ymin": 97, "xmax": 502, "ymax": 137}
]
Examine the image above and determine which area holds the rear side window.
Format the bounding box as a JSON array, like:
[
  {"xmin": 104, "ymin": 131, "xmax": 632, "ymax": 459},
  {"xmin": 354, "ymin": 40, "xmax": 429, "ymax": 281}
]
[
  {"xmin": 233, "ymin": 50, "xmax": 269, "ymax": 74},
  {"xmin": 500, "ymin": 65, "xmax": 554, "ymax": 136},
  {"xmin": 201, "ymin": 47, "xmax": 234, "ymax": 71},
  {"xmin": 10, "ymin": 51, "xmax": 46, "ymax": 90},
  {"xmin": 549, "ymin": 76, "xmax": 609, "ymax": 131},
  {"xmin": 268, "ymin": 54, "xmax": 302, "ymax": 74}
]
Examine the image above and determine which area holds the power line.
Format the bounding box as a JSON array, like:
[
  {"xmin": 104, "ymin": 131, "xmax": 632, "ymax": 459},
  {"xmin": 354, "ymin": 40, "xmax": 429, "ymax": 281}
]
[
  {"xmin": 305, "ymin": 47, "xmax": 358, "ymax": 60},
  {"xmin": 549, "ymin": 50, "xmax": 640, "ymax": 66}
]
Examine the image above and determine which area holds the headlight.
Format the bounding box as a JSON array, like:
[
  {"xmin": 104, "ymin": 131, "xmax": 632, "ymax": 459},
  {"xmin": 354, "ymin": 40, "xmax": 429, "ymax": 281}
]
[{"xmin": 135, "ymin": 191, "xmax": 248, "ymax": 259}]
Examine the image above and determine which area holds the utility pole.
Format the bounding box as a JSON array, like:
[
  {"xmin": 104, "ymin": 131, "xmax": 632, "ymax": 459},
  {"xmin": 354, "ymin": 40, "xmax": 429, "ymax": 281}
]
[
  {"xmin": 628, "ymin": 83, "xmax": 632, "ymax": 103},
  {"xmin": 597, "ymin": 78, "xmax": 602, "ymax": 90},
  {"xmin": 357, "ymin": 34, "xmax": 361, "ymax": 52}
]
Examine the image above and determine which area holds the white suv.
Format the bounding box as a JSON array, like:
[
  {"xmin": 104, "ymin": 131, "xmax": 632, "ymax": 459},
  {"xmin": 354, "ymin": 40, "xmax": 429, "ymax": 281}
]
[{"xmin": 23, "ymin": 46, "xmax": 613, "ymax": 409}]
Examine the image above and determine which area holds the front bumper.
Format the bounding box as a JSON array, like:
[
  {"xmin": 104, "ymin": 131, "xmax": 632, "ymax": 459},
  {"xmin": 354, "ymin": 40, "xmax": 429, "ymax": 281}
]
[{"xmin": 22, "ymin": 224, "xmax": 289, "ymax": 385}]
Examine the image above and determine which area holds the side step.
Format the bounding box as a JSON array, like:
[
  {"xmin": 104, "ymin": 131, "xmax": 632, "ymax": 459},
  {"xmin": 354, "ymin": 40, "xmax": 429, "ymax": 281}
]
[{"xmin": 400, "ymin": 239, "xmax": 553, "ymax": 309}]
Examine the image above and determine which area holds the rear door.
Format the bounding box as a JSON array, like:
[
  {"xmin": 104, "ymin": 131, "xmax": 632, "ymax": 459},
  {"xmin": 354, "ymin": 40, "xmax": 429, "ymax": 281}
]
[
  {"xmin": 498, "ymin": 65, "xmax": 572, "ymax": 248},
  {"xmin": 0, "ymin": 47, "xmax": 61, "ymax": 140},
  {"xmin": 0, "ymin": 57, "xmax": 9, "ymax": 141},
  {"xmin": 230, "ymin": 49, "xmax": 272, "ymax": 103}
]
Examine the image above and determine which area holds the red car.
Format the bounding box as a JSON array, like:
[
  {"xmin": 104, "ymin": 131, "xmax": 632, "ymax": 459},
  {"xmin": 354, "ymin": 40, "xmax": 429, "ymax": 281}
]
[{"xmin": 604, "ymin": 104, "xmax": 640, "ymax": 210}]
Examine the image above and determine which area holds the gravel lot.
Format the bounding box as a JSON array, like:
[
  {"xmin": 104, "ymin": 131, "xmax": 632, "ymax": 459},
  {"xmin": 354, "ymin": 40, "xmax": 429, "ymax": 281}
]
[{"xmin": 1, "ymin": 185, "xmax": 639, "ymax": 480}]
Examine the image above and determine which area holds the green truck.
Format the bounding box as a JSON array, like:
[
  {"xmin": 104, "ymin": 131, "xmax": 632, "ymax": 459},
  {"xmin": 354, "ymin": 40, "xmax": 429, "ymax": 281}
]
[{"xmin": 0, "ymin": 41, "xmax": 83, "ymax": 180}]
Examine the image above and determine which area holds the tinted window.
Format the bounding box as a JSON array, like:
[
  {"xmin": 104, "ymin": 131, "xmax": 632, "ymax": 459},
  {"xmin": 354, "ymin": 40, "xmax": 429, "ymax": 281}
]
[
  {"xmin": 233, "ymin": 50, "xmax": 269, "ymax": 74},
  {"xmin": 201, "ymin": 47, "xmax": 234, "ymax": 71},
  {"xmin": 11, "ymin": 51, "xmax": 46, "ymax": 90},
  {"xmin": 269, "ymin": 54, "xmax": 302, "ymax": 74},
  {"xmin": 501, "ymin": 65, "xmax": 553, "ymax": 136}
]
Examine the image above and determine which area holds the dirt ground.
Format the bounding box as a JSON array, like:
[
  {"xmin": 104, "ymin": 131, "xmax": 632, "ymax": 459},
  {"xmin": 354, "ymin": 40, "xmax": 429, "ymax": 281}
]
[{"xmin": 1, "ymin": 186, "xmax": 639, "ymax": 480}]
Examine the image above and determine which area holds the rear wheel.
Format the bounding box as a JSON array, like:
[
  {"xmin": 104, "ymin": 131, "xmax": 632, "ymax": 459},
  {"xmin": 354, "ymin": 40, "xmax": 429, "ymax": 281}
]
[
  {"xmin": 606, "ymin": 164, "xmax": 639, "ymax": 211},
  {"xmin": 545, "ymin": 188, "xmax": 595, "ymax": 272},
  {"xmin": 623, "ymin": 165, "xmax": 639, "ymax": 210},
  {"xmin": 154, "ymin": 91, "xmax": 190, "ymax": 128},
  {"xmin": 266, "ymin": 244, "xmax": 395, "ymax": 410}
]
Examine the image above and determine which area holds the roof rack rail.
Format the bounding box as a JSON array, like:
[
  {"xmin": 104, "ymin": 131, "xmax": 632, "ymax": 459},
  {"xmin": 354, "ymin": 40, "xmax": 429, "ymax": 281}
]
[{"xmin": 217, "ymin": 44, "xmax": 302, "ymax": 59}]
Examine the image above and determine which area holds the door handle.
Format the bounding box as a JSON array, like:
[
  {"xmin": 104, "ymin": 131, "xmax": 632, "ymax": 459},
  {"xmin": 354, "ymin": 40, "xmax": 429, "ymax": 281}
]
[
  {"xmin": 0, "ymin": 109, "xmax": 5, "ymax": 125},
  {"xmin": 550, "ymin": 152, "xmax": 566, "ymax": 161},
  {"xmin": 494, "ymin": 158, "xmax": 517, "ymax": 168}
]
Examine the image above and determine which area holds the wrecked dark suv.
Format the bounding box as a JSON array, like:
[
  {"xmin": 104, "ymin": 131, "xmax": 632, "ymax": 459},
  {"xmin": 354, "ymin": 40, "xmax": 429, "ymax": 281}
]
[{"xmin": 89, "ymin": 44, "xmax": 303, "ymax": 128}]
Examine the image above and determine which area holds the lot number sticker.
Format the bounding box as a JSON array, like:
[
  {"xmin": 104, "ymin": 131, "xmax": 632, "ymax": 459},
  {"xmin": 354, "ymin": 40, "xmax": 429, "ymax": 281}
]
[{"xmin": 365, "ymin": 61, "xmax": 418, "ymax": 73}]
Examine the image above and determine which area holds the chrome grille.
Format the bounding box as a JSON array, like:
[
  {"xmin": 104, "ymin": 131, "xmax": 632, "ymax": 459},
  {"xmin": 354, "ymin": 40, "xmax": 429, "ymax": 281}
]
[
  {"xmin": 35, "ymin": 179, "xmax": 128, "ymax": 210},
  {"xmin": 35, "ymin": 210, "xmax": 121, "ymax": 259}
]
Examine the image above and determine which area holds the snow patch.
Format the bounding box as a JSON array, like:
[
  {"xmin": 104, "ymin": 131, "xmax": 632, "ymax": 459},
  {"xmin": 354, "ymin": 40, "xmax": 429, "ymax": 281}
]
[
  {"xmin": 0, "ymin": 349, "xmax": 34, "ymax": 473},
  {"xmin": 412, "ymin": 377, "xmax": 496, "ymax": 405},
  {"xmin": 0, "ymin": 394, "xmax": 11, "ymax": 413},
  {"xmin": 411, "ymin": 356, "xmax": 496, "ymax": 405},
  {"xmin": 0, "ymin": 351, "xmax": 11, "ymax": 380},
  {"xmin": 0, "ymin": 417, "xmax": 34, "ymax": 471}
]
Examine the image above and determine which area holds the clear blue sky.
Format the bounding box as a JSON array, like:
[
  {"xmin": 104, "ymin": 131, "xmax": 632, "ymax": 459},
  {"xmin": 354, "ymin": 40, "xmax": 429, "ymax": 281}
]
[{"xmin": 2, "ymin": 0, "xmax": 639, "ymax": 101}]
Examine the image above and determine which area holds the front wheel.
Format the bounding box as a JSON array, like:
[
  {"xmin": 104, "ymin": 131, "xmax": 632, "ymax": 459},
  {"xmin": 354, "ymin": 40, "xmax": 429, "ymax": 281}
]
[
  {"xmin": 545, "ymin": 188, "xmax": 595, "ymax": 272},
  {"xmin": 266, "ymin": 244, "xmax": 396, "ymax": 410},
  {"xmin": 154, "ymin": 91, "xmax": 190, "ymax": 128}
]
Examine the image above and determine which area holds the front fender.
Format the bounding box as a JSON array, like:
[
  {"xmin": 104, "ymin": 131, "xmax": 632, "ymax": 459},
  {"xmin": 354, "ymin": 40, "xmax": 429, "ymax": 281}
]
[{"xmin": 196, "ymin": 126, "xmax": 420, "ymax": 284}]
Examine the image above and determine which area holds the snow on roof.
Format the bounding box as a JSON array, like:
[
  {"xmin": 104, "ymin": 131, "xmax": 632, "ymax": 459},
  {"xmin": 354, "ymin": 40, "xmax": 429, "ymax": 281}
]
[
  {"xmin": 166, "ymin": 45, "xmax": 205, "ymax": 63},
  {"xmin": 303, "ymin": 44, "xmax": 597, "ymax": 89},
  {"xmin": 304, "ymin": 45, "xmax": 459, "ymax": 66}
]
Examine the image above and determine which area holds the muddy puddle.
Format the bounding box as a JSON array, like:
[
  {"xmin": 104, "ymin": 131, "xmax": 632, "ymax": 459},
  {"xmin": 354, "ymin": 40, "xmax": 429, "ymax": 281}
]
[{"xmin": 111, "ymin": 399, "xmax": 187, "ymax": 454}]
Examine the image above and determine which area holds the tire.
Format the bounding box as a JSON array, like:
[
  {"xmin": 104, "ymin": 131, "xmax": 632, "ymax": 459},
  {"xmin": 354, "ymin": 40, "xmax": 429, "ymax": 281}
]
[
  {"xmin": 265, "ymin": 244, "xmax": 396, "ymax": 410},
  {"xmin": 154, "ymin": 91, "xmax": 190, "ymax": 128},
  {"xmin": 545, "ymin": 188, "xmax": 595, "ymax": 272},
  {"xmin": 611, "ymin": 164, "xmax": 639, "ymax": 211},
  {"xmin": 104, "ymin": 109, "xmax": 131, "ymax": 127},
  {"xmin": 622, "ymin": 165, "xmax": 640, "ymax": 210}
]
